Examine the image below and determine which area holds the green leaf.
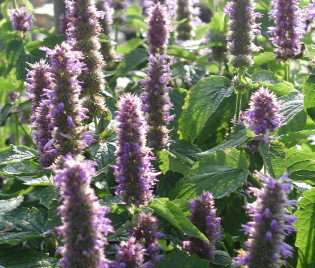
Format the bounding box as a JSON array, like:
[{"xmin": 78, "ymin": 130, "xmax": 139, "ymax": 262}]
[
  {"xmin": 0, "ymin": 244, "xmax": 55, "ymax": 268},
  {"xmin": 0, "ymin": 145, "xmax": 37, "ymax": 164},
  {"xmin": 304, "ymin": 72, "xmax": 315, "ymax": 121},
  {"xmin": 16, "ymin": 175, "xmax": 50, "ymax": 186},
  {"xmin": 170, "ymin": 149, "xmax": 249, "ymax": 200},
  {"xmin": 155, "ymin": 251, "xmax": 210, "ymax": 268},
  {"xmin": 125, "ymin": 19, "xmax": 147, "ymax": 31},
  {"xmin": 197, "ymin": 124, "xmax": 248, "ymax": 156},
  {"xmin": 286, "ymin": 147, "xmax": 315, "ymax": 185},
  {"xmin": 116, "ymin": 38, "xmax": 145, "ymax": 55},
  {"xmin": 157, "ymin": 150, "xmax": 191, "ymax": 175},
  {"xmin": 0, "ymin": 160, "xmax": 39, "ymax": 177},
  {"xmin": 38, "ymin": 186, "xmax": 59, "ymax": 209},
  {"xmin": 168, "ymin": 45, "xmax": 198, "ymax": 61},
  {"xmin": 249, "ymin": 52, "xmax": 275, "ymax": 71},
  {"xmin": 156, "ymin": 171, "xmax": 182, "ymax": 197},
  {"xmin": 0, "ymin": 196, "xmax": 23, "ymax": 215},
  {"xmin": 149, "ymin": 198, "xmax": 210, "ymax": 244},
  {"xmin": 211, "ymin": 250, "xmax": 231, "ymax": 266},
  {"xmin": 89, "ymin": 138, "xmax": 117, "ymax": 169},
  {"xmin": 294, "ymin": 188, "xmax": 315, "ymax": 268},
  {"xmin": 259, "ymin": 141, "xmax": 287, "ymax": 178},
  {"xmin": 279, "ymin": 130, "xmax": 315, "ymax": 148},
  {"xmin": 278, "ymin": 92, "xmax": 307, "ymax": 134},
  {"xmin": 179, "ymin": 76, "xmax": 232, "ymax": 141},
  {"xmin": 169, "ymin": 140, "xmax": 201, "ymax": 165},
  {"xmin": 252, "ymin": 70, "xmax": 280, "ymax": 84},
  {"xmin": 0, "ymin": 207, "xmax": 53, "ymax": 244},
  {"xmin": 0, "ymin": 103, "xmax": 14, "ymax": 125}
]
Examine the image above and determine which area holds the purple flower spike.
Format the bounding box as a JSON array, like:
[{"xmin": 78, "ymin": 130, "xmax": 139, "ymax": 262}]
[
  {"xmin": 244, "ymin": 87, "xmax": 283, "ymax": 136},
  {"xmin": 111, "ymin": 237, "xmax": 145, "ymax": 268},
  {"xmin": 183, "ymin": 191, "xmax": 221, "ymax": 260},
  {"xmin": 66, "ymin": 0, "xmax": 106, "ymax": 116},
  {"xmin": 148, "ymin": 3, "xmax": 169, "ymax": 54},
  {"xmin": 234, "ymin": 173, "xmax": 297, "ymax": 267},
  {"xmin": 141, "ymin": 53, "xmax": 173, "ymax": 151},
  {"xmin": 27, "ymin": 60, "xmax": 55, "ymax": 168},
  {"xmin": 130, "ymin": 213, "xmax": 164, "ymax": 266},
  {"xmin": 55, "ymin": 154, "xmax": 114, "ymax": 268},
  {"xmin": 225, "ymin": 0, "xmax": 263, "ymax": 68},
  {"xmin": 10, "ymin": 7, "xmax": 33, "ymax": 34},
  {"xmin": 43, "ymin": 42, "xmax": 94, "ymax": 165},
  {"xmin": 113, "ymin": 93, "xmax": 158, "ymax": 206},
  {"xmin": 268, "ymin": 0, "xmax": 307, "ymax": 61}
]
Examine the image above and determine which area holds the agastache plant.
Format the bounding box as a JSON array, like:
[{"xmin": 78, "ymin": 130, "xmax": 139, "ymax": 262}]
[
  {"xmin": 55, "ymin": 154, "xmax": 114, "ymax": 268},
  {"xmin": 183, "ymin": 192, "xmax": 221, "ymax": 260},
  {"xmin": 130, "ymin": 213, "xmax": 164, "ymax": 266},
  {"xmin": 113, "ymin": 93, "xmax": 158, "ymax": 206},
  {"xmin": 141, "ymin": 53, "xmax": 173, "ymax": 151},
  {"xmin": 225, "ymin": 0, "xmax": 263, "ymax": 69},
  {"xmin": 268, "ymin": 0, "xmax": 306, "ymax": 61},
  {"xmin": 148, "ymin": 3, "xmax": 169, "ymax": 54},
  {"xmin": 66, "ymin": 0, "xmax": 106, "ymax": 116},
  {"xmin": 27, "ymin": 60, "xmax": 55, "ymax": 168},
  {"xmin": 234, "ymin": 173, "xmax": 297, "ymax": 267},
  {"xmin": 42, "ymin": 42, "xmax": 94, "ymax": 165},
  {"xmin": 9, "ymin": 7, "xmax": 33, "ymax": 36},
  {"xmin": 244, "ymin": 87, "xmax": 283, "ymax": 137},
  {"xmin": 176, "ymin": 0, "xmax": 195, "ymax": 40}
]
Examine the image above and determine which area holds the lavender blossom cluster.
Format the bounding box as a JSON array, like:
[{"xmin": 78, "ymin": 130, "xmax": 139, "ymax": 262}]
[
  {"xmin": 10, "ymin": 7, "xmax": 33, "ymax": 34},
  {"xmin": 42, "ymin": 42, "xmax": 94, "ymax": 165},
  {"xmin": 183, "ymin": 192, "xmax": 221, "ymax": 260},
  {"xmin": 244, "ymin": 87, "xmax": 283, "ymax": 136},
  {"xmin": 234, "ymin": 173, "xmax": 297, "ymax": 267},
  {"xmin": 27, "ymin": 60, "xmax": 55, "ymax": 167},
  {"xmin": 66, "ymin": 0, "xmax": 106, "ymax": 116},
  {"xmin": 55, "ymin": 154, "xmax": 114, "ymax": 268},
  {"xmin": 148, "ymin": 3, "xmax": 170, "ymax": 54},
  {"xmin": 268, "ymin": 0, "xmax": 306, "ymax": 61},
  {"xmin": 141, "ymin": 53, "xmax": 173, "ymax": 151},
  {"xmin": 225, "ymin": 0, "xmax": 262, "ymax": 69},
  {"xmin": 113, "ymin": 93, "xmax": 158, "ymax": 206}
]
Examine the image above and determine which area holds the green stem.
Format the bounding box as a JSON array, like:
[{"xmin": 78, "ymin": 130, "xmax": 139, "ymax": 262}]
[
  {"xmin": 114, "ymin": 21, "xmax": 118, "ymax": 51},
  {"xmin": 14, "ymin": 114, "xmax": 19, "ymax": 145},
  {"xmin": 13, "ymin": 0, "xmax": 17, "ymax": 9},
  {"xmin": 285, "ymin": 62, "xmax": 290, "ymax": 82},
  {"xmin": 235, "ymin": 93, "xmax": 242, "ymax": 123},
  {"xmin": 94, "ymin": 116, "xmax": 98, "ymax": 129},
  {"xmin": 18, "ymin": 121, "xmax": 36, "ymax": 147}
]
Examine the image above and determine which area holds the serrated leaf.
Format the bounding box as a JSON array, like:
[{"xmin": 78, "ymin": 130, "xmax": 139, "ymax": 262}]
[
  {"xmin": 0, "ymin": 244, "xmax": 55, "ymax": 268},
  {"xmin": 252, "ymin": 70, "xmax": 280, "ymax": 85},
  {"xmin": 0, "ymin": 207, "xmax": 53, "ymax": 244},
  {"xmin": 259, "ymin": 141, "xmax": 287, "ymax": 178},
  {"xmin": 279, "ymin": 130, "xmax": 315, "ymax": 147},
  {"xmin": 90, "ymin": 138, "xmax": 117, "ymax": 169},
  {"xmin": 249, "ymin": 52, "xmax": 275, "ymax": 71},
  {"xmin": 157, "ymin": 150, "xmax": 191, "ymax": 175},
  {"xmin": 170, "ymin": 149, "xmax": 248, "ymax": 200},
  {"xmin": 155, "ymin": 251, "xmax": 210, "ymax": 268},
  {"xmin": 38, "ymin": 186, "xmax": 59, "ymax": 209},
  {"xmin": 286, "ymin": 147, "xmax": 315, "ymax": 185},
  {"xmin": 16, "ymin": 175, "xmax": 50, "ymax": 185},
  {"xmin": 0, "ymin": 196, "xmax": 23, "ymax": 215},
  {"xmin": 304, "ymin": 72, "xmax": 315, "ymax": 121},
  {"xmin": 169, "ymin": 140, "xmax": 201, "ymax": 165},
  {"xmin": 0, "ymin": 103, "xmax": 13, "ymax": 125},
  {"xmin": 179, "ymin": 76, "xmax": 232, "ymax": 141},
  {"xmin": 294, "ymin": 188, "xmax": 315, "ymax": 268},
  {"xmin": 0, "ymin": 160, "xmax": 39, "ymax": 176},
  {"xmin": 0, "ymin": 145, "xmax": 37, "ymax": 164},
  {"xmin": 168, "ymin": 45, "xmax": 198, "ymax": 61},
  {"xmin": 149, "ymin": 198, "xmax": 210, "ymax": 245},
  {"xmin": 211, "ymin": 250, "xmax": 231, "ymax": 266}
]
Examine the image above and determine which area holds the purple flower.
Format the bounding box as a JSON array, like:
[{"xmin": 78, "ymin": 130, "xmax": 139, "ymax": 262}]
[
  {"xmin": 113, "ymin": 93, "xmax": 158, "ymax": 206},
  {"xmin": 268, "ymin": 0, "xmax": 307, "ymax": 61},
  {"xmin": 225, "ymin": 0, "xmax": 263, "ymax": 68},
  {"xmin": 144, "ymin": 0, "xmax": 177, "ymax": 18},
  {"xmin": 7, "ymin": 90, "xmax": 20, "ymax": 104},
  {"xmin": 234, "ymin": 173, "xmax": 297, "ymax": 267},
  {"xmin": 244, "ymin": 87, "xmax": 283, "ymax": 136},
  {"xmin": 148, "ymin": 3, "xmax": 169, "ymax": 54},
  {"xmin": 42, "ymin": 42, "xmax": 94, "ymax": 165},
  {"xmin": 183, "ymin": 191, "xmax": 221, "ymax": 260},
  {"xmin": 141, "ymin": 53, "xmax": 173, "ymax": 151},
  {"xmin": 9, "ymin": 8, "xmax": 33, "ymax": 34},
  {"xmin": 66, "ymin": 0, "xmax": 106, "ymax": 116},
  {"xmin": 55, "ymin": 154, "xmax": 114, "ymax": 268},
  {"xmin": 111, "ymin": 237, "xmax": 145, "ymax": 268},
  {"xmin": 130, "ymin": 213, "xmax": 164, "ymax": 266},
  {"xmin": 27, "ymin": 60, "xmax": 55, "ymax": 168}
]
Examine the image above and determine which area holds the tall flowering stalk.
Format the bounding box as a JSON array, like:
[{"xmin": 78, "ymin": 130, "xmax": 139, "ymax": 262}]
[
  {"xmin": 66, "ymin": 0, "xmax": 106, "ymax": 116},
  {"xmin": 234, "ymin": 173, "xmax": 297, "ymax": 267},
  {"xmin": 244, "ymin": 87, "xmax": 283, "ymax": 137},
  {"xmin": 183, "ymin": 192, "xmax": 221, "ymax": 260},
  {"xmin": 10, "ymin": 7, "xmax": 33, "ymax": 37},
  {"xmin": 176, "ymin": 0, "xmax": 195, "ymax": 40},
  {"xmin": 141, "ymin": 53, "xmax": 173, "ymax": 151},
  {"xmin": 225, "ymin": 0, "xmax": 262, "ymax": 69},
  {"xmin": 268, "ymin": 0, "xmax": 306, "ymax": 61},
  {"xmin": 148, "ymin": 3, "xmax": 169, "ymax": 54},
  {"xmin": 55, "ymin": 154, "xmax": 114, "ymax": 268},
  {"xmin": 130, "ymin": 213, "xmax": 164, "ymax": 266},
  {"xmin": 113, "ymin": 93, "xmax": 158, "ymax": 206},
  {"xmin": 42, "ymin": 42, "xmax": 94, "ymax": 165},
  {"xmin": 27, "ymin": 60, "xmax": 55, "ymax": 167}
]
